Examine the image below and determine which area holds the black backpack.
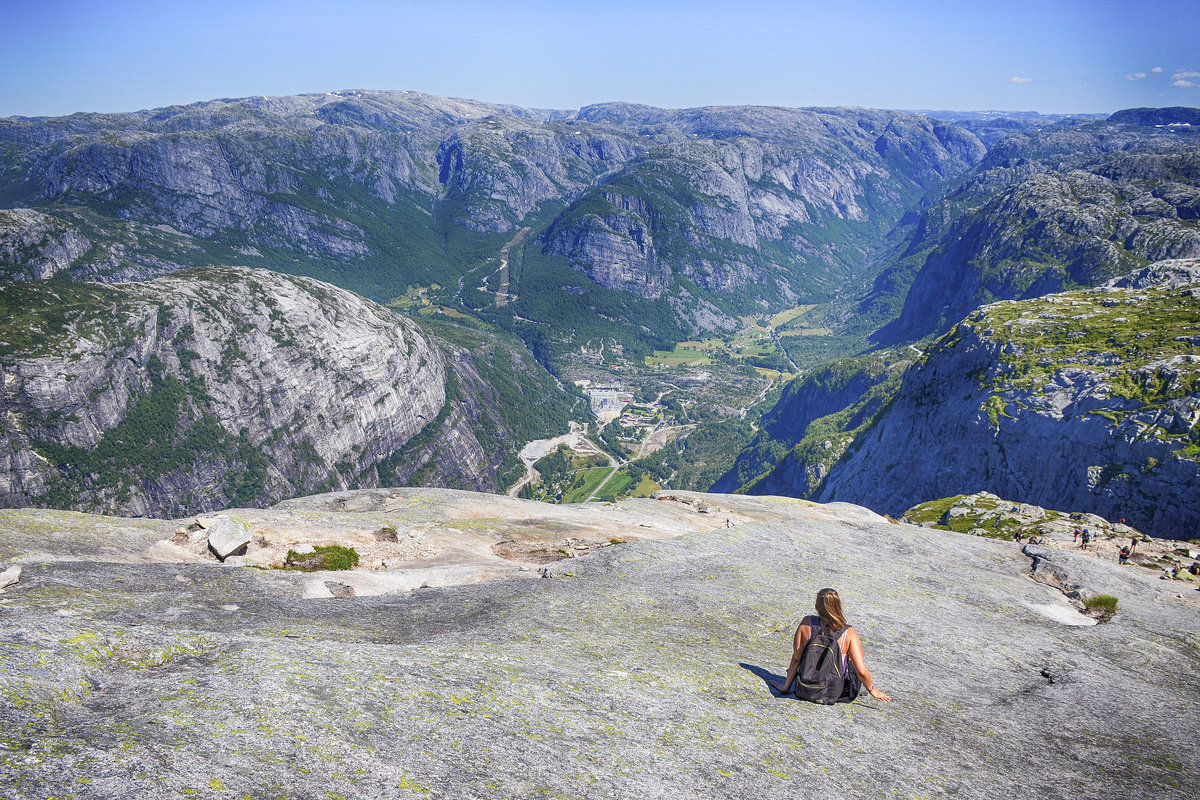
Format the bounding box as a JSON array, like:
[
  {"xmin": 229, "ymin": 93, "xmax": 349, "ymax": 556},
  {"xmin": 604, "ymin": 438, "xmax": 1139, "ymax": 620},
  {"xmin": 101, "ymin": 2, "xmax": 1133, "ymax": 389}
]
[{"xmin": 794, "ymin": 621, "xmax": 849, "ymax": 705}]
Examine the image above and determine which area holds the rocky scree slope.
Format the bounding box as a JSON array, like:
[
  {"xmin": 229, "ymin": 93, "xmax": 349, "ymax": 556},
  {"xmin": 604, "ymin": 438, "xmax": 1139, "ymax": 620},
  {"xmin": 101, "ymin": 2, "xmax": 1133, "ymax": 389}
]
[
  {"xmin": 1, "ymin": 91, "xmax": 985, "ymax": 334},
  {"xmin": 867, "ymin": 110, "xmax": 1200, "ymax": 343},
  {"xmin": 0, "ymin": 490, "xmax": 1196, "ymax": 799},
  {"xmin": 0, "ymin": 266, "xmax": 571, "ymax": 516},
  {"xmin": 811, "ymin": 260, "xmax": 1200, "ymax": 539}
]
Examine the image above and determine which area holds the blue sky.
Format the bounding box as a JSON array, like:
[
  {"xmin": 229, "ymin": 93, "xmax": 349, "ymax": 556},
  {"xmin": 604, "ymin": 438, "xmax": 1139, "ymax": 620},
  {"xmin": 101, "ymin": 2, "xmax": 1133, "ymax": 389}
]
[{"xmin": 1, "ymin": 0, "xmax": 1197, "ymax": 117}]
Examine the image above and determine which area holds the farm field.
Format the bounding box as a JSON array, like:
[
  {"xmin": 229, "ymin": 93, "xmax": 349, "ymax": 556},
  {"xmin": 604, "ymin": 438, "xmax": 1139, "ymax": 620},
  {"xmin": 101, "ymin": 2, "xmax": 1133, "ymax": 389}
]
[
  {"xmin": 644, "ymin": 345, "xmax": 713, "ymax": 367},
  {"xmin": 644, "ymin": 304, "xmax": 834, "ymax": 368},
  {"xmin": 771, "ymin": 303, "xmax": 834, "ymax": 336},
  {"xmin": 562, "ymin": 467, "xmax": 616, "ymax": 503}
]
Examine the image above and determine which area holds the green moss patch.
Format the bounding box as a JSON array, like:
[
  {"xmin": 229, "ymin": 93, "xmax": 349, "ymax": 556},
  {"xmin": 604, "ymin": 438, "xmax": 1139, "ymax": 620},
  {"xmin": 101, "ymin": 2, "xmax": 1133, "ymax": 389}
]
[{"xmin": 284, "ymin": 545, "xmax": 360, "ymax": 571}]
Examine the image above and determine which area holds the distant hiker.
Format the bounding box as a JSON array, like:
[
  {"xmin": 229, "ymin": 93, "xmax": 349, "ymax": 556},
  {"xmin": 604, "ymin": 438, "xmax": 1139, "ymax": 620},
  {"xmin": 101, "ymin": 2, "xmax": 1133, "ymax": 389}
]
[
  {"xmin": 1081, "ymin": 529, "xmax": 1091, "ymax": 548},
  {"xmin": 1188, "ymin": 561, "xmax": 1200, "ymax": 577},
  {"xmin": 772, "ymin": 588, "xmax": 891, "ymax": 704},
  {"xmin": 1130, "ymin": 536, "xmax": 1138, "ymax": 552},
  {"xmin": 726, "ymin": 518, "xmax": 732, "ymax": 528},
  {"xmin": 1118, "ymin": 546, "xmax": 1130, "ymax": 565},
  {"xmin": 1013, "ymin": 530, "xmax": 1023, "ymax": 543},
  {"xmin": 1073, "ymin": 529, "xmax": 1080, "ymax": 543}
]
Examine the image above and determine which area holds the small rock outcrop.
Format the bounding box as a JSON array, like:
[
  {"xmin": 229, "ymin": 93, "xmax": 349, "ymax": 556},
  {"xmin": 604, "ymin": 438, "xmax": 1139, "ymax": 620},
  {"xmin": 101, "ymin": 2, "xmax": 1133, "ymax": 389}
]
[
  {"xmin": 902, "ymin": 492, "xmax": 1199, "ymax": 581},
  {"xmin": 0, "ymin": 564, "xmax": 20, "ymax": 590},
  {"xmin": 203, "ymin": 517, "xmax": 251, "ymax": 561}
]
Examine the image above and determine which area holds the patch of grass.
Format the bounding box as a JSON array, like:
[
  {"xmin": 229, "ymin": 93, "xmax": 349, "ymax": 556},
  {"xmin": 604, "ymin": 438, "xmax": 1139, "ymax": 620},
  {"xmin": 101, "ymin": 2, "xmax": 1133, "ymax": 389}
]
[
  {"xmin": 903, "ymin": 495, "xmax": 968, "ymax": 526},
  {"xmin": 645, "ymin": 347, "xmax": 711, "ymax": 367},
  {"xmin": 284, "ymin": 545, "xmax": 360, "ymax": 571},
  {"xmin": 592, "ymin": 470, "xmax": 633, "ymax": 501},
  {"xmin": 1083, "ymin": 594, "xmax": 1118, "ymax": 611},
  {"xmin": 768, "ymin": 304, "xmax": 819, "ymax": 329},
  {"xmin": 1083, "ymin": 594, "xmax": 1119, "ymax": 622}
]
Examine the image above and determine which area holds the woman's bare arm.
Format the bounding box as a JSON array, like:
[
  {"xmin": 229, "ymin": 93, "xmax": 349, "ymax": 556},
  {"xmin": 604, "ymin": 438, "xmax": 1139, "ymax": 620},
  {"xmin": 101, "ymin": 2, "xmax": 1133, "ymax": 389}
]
[
  {"xmin": 845, "ymin": 628, "xmax": 891, "ymax": 701},
  {"xmin": 772, "ymin": 618, "xmax": 812, "ymax": 692}
]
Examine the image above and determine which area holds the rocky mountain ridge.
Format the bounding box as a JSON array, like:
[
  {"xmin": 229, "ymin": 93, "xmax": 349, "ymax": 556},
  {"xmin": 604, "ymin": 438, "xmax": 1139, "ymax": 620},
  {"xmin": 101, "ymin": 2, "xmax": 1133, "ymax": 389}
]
[
  {"xmin": 538, "ymin": 105, "xmax": 985, "ymax": 303},
  {"xmin": 869, "ymin": 113, "xmax": 1200, "ymax": 343},
  {"xmin": 0, "ymin": 266, "xmax": 577, "ymax": 516},
  {"xmin": 1, "ymin": 90, "xmax": 987, "ymax": 342}
]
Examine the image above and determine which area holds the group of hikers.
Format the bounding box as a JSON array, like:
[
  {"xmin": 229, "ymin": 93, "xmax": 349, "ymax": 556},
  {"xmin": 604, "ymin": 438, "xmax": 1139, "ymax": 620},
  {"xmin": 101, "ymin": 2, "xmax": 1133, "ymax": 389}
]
[
  {"xmin": 1017, "ymin": 527, "xmax": 1147, "ymax": 566},
  {"xmin": 1169, "ymin": 561, "xmax": 1200, "ymax": 581}
]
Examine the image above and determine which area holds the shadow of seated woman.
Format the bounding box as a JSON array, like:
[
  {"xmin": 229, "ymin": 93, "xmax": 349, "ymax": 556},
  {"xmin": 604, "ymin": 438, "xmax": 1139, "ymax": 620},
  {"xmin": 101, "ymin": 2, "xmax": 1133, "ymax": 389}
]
[{"xmin": 739, "ymin": 662, "xmax": 790, "ymax": 696}]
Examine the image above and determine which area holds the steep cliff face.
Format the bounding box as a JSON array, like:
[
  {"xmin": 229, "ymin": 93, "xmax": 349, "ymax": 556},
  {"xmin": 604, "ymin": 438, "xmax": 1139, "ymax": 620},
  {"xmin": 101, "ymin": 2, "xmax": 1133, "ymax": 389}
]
[
  {"xmin": 872, "ymin": 116, "xmax": 1200, "ymax": 343},
  {"xmin": 434, "ymin": 115, "xmax": 644, "ymax": 232},
  {"xmin": 711, "ymin": 351, "xmax": 911, "ymax": 493},
  {"xmin": 815, "ymin": 260, "xmax": 1200, "ymax": 538},
  {"xmin": 0, "ymin": 266, "xmax": 570, "ymax": 516},
  {"xmin": 0, "ymin": 209, "xmax": 91, "ymax": 280}
]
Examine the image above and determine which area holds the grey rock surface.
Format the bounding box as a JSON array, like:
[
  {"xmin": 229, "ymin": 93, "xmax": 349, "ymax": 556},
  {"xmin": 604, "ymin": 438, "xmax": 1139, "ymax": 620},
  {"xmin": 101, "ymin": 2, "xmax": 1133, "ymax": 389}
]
[
  {"xmin": 0, "ymin": 489, "xmax": 1196, "ymax": 799},
  {"xmin": 0, "ymin": 564, "xmax": 19, "ymax": 590},
  {"xmin": 1106, "ymin": 257, "xmax": 1200, "ymax": 289}
]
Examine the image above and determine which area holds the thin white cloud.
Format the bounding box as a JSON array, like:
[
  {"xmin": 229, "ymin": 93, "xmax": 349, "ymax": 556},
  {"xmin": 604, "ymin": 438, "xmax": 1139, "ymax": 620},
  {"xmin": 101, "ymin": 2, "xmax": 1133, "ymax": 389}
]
[
  {"xmin": 1151, "ymin": 67, "xmax": 1163, "ymax": 73},
  {"xmin": 1125, "ymin": 72, "xmax": 1147, "ymax": 80},
  {"xmin": 1010, "ymin": 76, "xmax": 1033, "ymax": 84},
  {"xmin": 1173, "ymin": 80, "xmax": 1197, "ymax": 88},
  {"xmin": 1173, "ymin": 70, "xmax": 1200, "ymax": 80}
]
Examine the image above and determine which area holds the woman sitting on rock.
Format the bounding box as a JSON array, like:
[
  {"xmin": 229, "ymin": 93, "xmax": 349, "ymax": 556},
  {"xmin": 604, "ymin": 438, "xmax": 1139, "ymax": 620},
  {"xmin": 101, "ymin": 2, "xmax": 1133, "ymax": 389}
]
[{"xmin": 773, "ymin": 587, "xmax": 892, "ymax": 703}]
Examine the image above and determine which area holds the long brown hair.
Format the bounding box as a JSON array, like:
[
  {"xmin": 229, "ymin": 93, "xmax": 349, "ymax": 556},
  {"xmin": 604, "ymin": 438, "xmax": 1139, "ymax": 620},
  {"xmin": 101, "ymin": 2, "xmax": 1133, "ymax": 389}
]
[{"xmin": 815, "ymin": 587, "xmax": 847, "ymax": 630}]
